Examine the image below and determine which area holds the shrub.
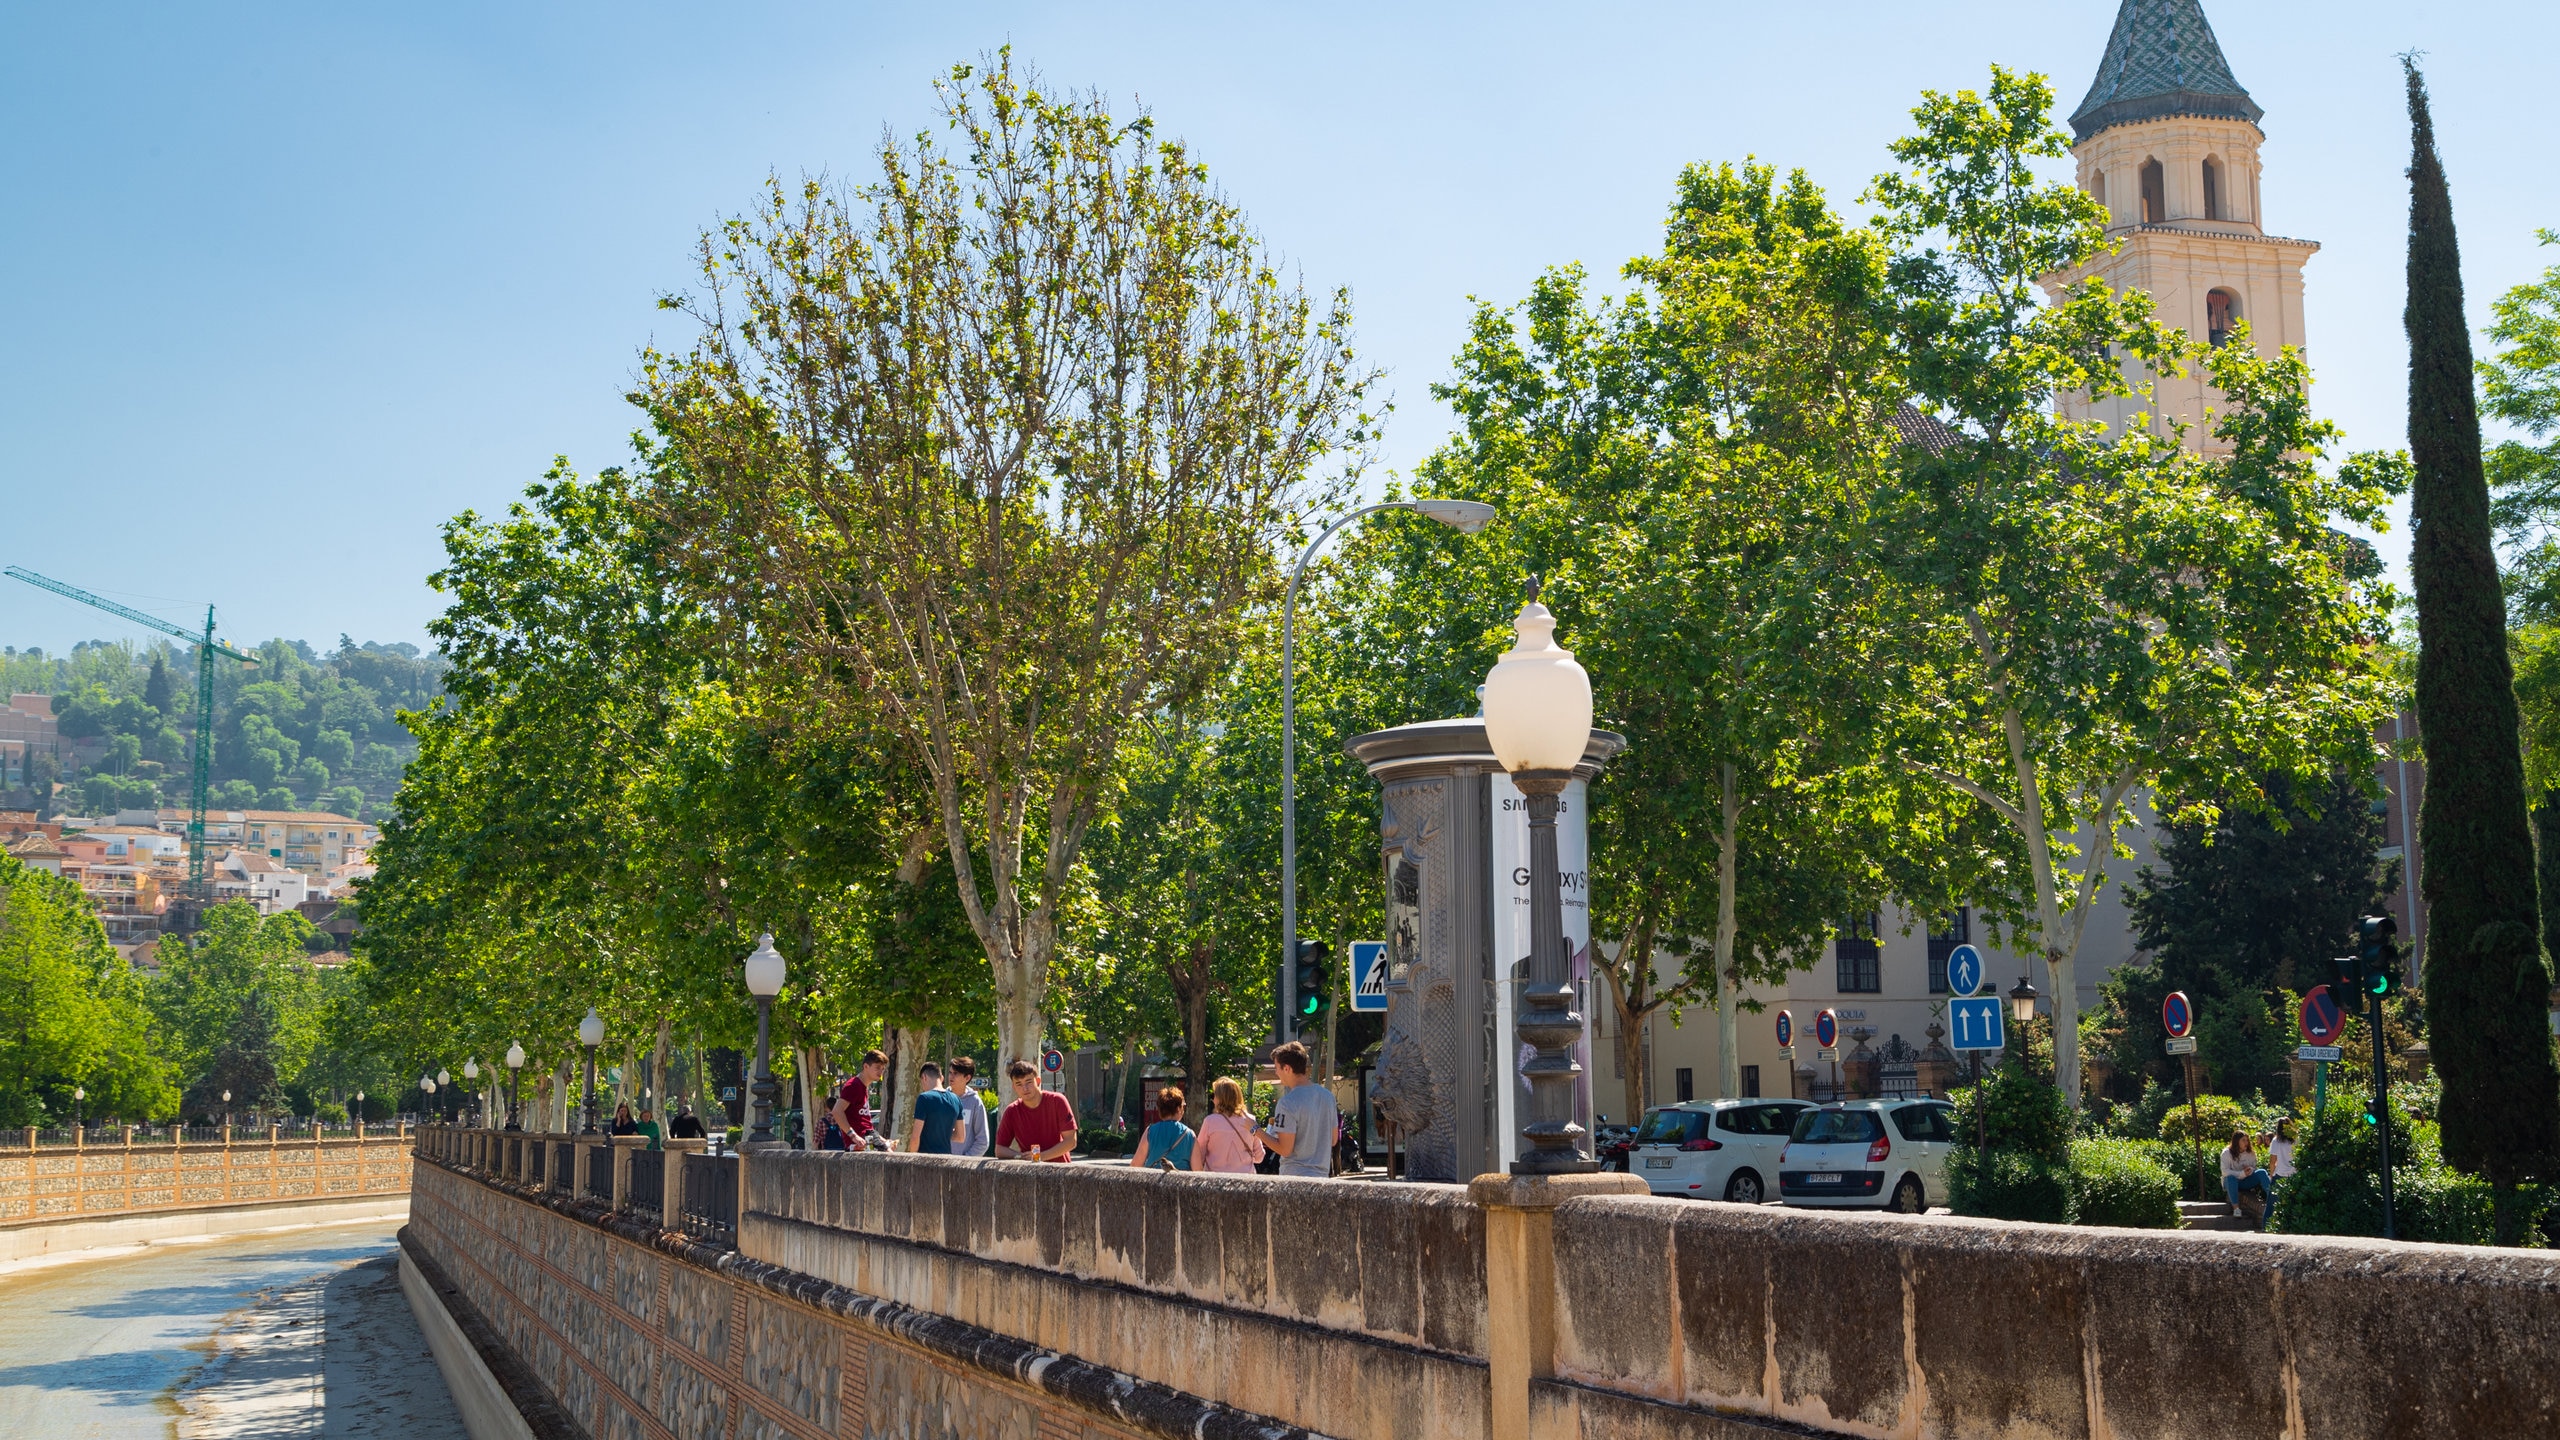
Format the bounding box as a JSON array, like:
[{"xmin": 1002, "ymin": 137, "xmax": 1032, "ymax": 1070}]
[
  {"xmin": 2270, "ymin": 1095, "xmax": 2421, "ymax": 1239},
  {"xmin": 2396, "ymin": 1170, "xmax": 2503, "ymax": 1247},
  {"xmin": 1949, "ymin": 1147, "xmax": 2074, "ymax": 1223},
  {"xmin": 2069, "ymin": 1138, "xmax": 2181, "ymax": 1229}
]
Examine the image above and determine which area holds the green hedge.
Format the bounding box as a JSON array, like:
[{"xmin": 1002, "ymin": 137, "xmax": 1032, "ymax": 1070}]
[
  {"xmin": 2068, "ymin": 1138, "xmax": 2182, "ymax": 1229},
  {"xmin": 1950, "ymin": 1146, "xmax": 2074, "ymax": 1223}
]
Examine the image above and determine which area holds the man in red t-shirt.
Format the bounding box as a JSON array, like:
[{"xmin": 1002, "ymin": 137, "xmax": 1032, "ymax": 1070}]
[
  {"xmin": 993, "ymin": 1059, "xmax": 1076, "ymax": 1161},
  {"xmin": 830, "ymin": 1049, "xmax": 888, "ymax": 1152}
]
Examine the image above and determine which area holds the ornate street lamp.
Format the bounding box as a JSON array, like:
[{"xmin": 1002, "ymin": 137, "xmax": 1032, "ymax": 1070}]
[
  {"xmin": 577, "ymin": 1009, "xmax": 606, "ymax": 1134},
  {"xmin": 421, "ymin": 1073, "xmax": 437, "ymax": 1124},
  {"xmin": 743, "ymin": 933, "xmax": 786, "ymax": 1147},
  {"xmin": 463, "ymin": 1059, "xmax": 481, "ymax": 1127},
  {"xmin": 2009, "ymin": 976, "xmax": 2041, "ymax": 1026},
  {"xmin": 1481, "ymin": 587, "xmax": 1597, "ymax": 1175},
  {"xmin": 1278, "ymin": 498, "xmax": 1497, "ymax": 1038},
  {"xmin": 503, "ymin": 1043, "xmax": 526, "ymax": 1131},
  {"xmin": 72, "ymin": 1086, "xmax": 84, "ymax": 1132},
  {"xmin": 221, "ymin": 1089, "xmax": 232, "ymax": 1133}
]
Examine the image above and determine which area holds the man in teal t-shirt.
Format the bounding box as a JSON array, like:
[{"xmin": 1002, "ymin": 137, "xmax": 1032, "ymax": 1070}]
[{"xmin": 907, "ymin": 1062, "xmax": 966, "ymax": 1155}]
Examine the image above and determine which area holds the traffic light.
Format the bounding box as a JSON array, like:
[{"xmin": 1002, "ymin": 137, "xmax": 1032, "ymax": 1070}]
[
  {"xmin": 2328, "ymin": 954, "xmax": 2360, "ymax": 996},
  {"xmin": 2357, "ymin": 914, "xmax": 2401, "ymax": 999},
  {"xmin": 1292, "ymin": 940, "xmax": 1332, "ymax": 1036}
]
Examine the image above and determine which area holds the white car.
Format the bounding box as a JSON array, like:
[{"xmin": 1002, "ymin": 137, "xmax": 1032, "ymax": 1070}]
[
  {"xmin": 1629, "ymin": 1099, "xmax": 1812, "ymax": 1205},
  {"xmin": 1778, "ymin": 1100, "xmax": 1956, "ymax": 1214}
]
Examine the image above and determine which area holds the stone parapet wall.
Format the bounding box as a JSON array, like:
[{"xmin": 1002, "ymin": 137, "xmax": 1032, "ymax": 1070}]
[
  {"xmin": 0, "ymin": 1130, "xmax": 410, "ymax": 1224},
  {"xmin": 414, "ymin": 1130, "xmax": 2560, "ymax": 1440},
  {"xmin": 1544, "ymin": 1195, "xmax": 2560, "ymax": 1439}
]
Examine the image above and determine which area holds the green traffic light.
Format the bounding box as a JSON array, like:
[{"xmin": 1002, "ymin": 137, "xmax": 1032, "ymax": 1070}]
[{"xmin": 1298, "ymin": 994, "xmax": 1322, "ymax": 1017}]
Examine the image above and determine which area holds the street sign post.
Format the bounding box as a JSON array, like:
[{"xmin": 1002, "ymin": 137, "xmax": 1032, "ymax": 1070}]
[
  {"xmin": 2299, "ymin": 983, "xmax": 2347, "ymax": 1112},
  {"xmin": 2162, "ymin": 991, "xmax": 2194, "ymax": 1040},
  {"xmin": 2164, "ymin": 990, "xmax": 2204, "ymax": 1198},
  {"xmin": 1945, "ymin": 944, "xmax": 1985, "ymax": 1001},
  {"xmin": 1349, "ymin": 941, "xmax": 1390, "ymax": 1013},
  {"xmin": 1814, "ymin": 1010, "xmax": 1840, "ymax": 1095},
  {"xmin": 1947, "ymin": 998, "xmax": 2006, "ymax": 1052},
  {"xmin": 1041, "ymin": 1049, "xmax": 1064, "ymax": 1090}
]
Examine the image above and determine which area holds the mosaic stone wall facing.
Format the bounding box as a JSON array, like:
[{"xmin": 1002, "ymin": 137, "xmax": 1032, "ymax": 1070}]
[
  {"xmin": 406, "ymin": 1160, "xmax": 1319, "ymax": 1440},
  {"xmin": 0, "ymin": 1129, "xmax": 411, "ymax": 1222}
]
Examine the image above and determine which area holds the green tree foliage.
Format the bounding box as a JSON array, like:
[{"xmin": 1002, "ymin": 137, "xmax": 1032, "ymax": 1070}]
[
  {"xmin": 1863, "ymin": 67, "xmax": 2402, "ymax": 1104},
  {"xmin": 2110, "ymin": 771, "xmax": 2396, "ymax": 1095},
  {"xmin": 2066, "ymin": 1137, "xmax": 2180, "ymax": 1229},
  {"xmin": 641, "ymin": 53, "xmax": 1377, "ymax": 1071},
  {"xmin": 2401, "ymin": 62, "xmax": 2560, "ymax": 1233},
  {"xmin": 0, "ymin": 854, "xmax": 174, "ymax": 1124},
  {"xmin": 151, "ymin": 901, "xmax": 323, "ymax": 1114}
]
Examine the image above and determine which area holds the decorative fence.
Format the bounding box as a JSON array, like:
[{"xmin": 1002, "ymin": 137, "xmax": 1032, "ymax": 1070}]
[{"xmin": 0, "ymin": 1123, "xmax": 413, "ymax": 1224}]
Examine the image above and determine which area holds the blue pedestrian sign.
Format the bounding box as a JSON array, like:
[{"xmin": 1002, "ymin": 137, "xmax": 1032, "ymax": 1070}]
[
  {"xmin": 1946, "ymin": 943, "xmax": 1985, "ymax": 999},
  {"xmin": 1350, "ymin": 941, "xmax": 1389, "ymax": 1013},
  {"xmin": 1947, "ymin": 997, "xmax": 2006, "ymax": 1052}
]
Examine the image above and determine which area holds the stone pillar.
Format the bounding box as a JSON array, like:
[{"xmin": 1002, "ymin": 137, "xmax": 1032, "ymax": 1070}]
[
  {"xmin": 1472, "ymin": 1171, "xmax": 1649, "ymax": 1440},
  {"xmin": 2401, "ymin": 1043, "xmax": 2432, "ymax": 1084},
  {"xmin": 612, "ymin": 1135, "xmax": 647, "ymax": 1211},
  {"xmin": 664, "ymin": 1138, "xmax": 706, "ymax": 1231}
]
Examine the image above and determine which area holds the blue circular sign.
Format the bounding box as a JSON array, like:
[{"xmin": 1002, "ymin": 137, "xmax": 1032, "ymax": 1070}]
[
  {"xmin": 2162, "ymin": 991, "xmax": 2194, "ymax": 1040},
  {"xmin": 1774, "ymin": 1010, "xmax": 1794, "ymax": 1048},
  {"xmin": 1946, "ymin": 944, "xmax": 1985, "ymax": 998},
  {"xmin": 1042, "ymin": 1048, "xmax": 1064, "ymax": 1073},
  {"xmin": 1814, "ymin": 1009, "xmax": 1839, "ymax": 1050}
]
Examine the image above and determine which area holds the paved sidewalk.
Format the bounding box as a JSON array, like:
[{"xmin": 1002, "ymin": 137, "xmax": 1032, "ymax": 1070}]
[{"xmin": 0, "ymin": 1216, "xmax": 467, "ymax": 1439}]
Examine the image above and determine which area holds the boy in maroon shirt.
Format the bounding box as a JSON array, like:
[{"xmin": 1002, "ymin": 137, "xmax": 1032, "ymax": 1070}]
[
  {"xmin": 993, "ymin": 1059, "xmax": 1077, "ymax": 1161},
  {"xmin": 830, "ymin": 1049, "xmax": 888, "ymax": 1152}
]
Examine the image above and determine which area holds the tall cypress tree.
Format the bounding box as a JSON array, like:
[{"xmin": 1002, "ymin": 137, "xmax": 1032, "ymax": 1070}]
[{"xmin": 2404, "ymin": 59, "xmax": 2560, "ymax": 1239}]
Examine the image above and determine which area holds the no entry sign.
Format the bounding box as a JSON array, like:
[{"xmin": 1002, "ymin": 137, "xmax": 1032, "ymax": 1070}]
[
  {"xmin": 2162, "ymin": 991, "xmax": 2194, "ymax": 1040},
  {"xmin": 2299, "ymin": 985, "xmax": 2348, "ymax": 1046}
]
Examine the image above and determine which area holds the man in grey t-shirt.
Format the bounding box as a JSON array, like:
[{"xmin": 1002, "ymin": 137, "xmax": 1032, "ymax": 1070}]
[
  {"xmin": 1265, "ymin": 1041, "xmax": 1336, "ymax": 1179},
  {"xmin": 949, "ymin": 1056, "xmax": 990, "ymax": 1158}
]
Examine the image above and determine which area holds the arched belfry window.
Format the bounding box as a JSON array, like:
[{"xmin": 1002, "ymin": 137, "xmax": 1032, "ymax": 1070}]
[
  {"xmin": 2202, "ymin": 157, "xmax": 2223, "ymax": 221},
  {"xmin": 2090, "ymin": 170, "xmax": 2108, "ymax": 210},
  {"xmin": 2207, "ymin": 288, "xmax": 2240, "ymax": 347},
  {"xmin": 2140, "ymin": 160, "xmax": 2166, "ymax": 224}
]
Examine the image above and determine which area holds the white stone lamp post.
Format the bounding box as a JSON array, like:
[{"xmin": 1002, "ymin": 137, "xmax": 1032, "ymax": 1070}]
[
  {"xmin": 504, "ymin": 1042, "xmax": 526, "ymax": 1131},
  {"xmin": 1481, "ymin": 587, "xmax": 1599, "ymax": 1175},
  {"xmin": 743, "ymin": 933, "xmax": 787, "ymax": 1148},
  {"xmin": 578, "ymin": 1009, "xmax": 606, "ymax": 1134},
  {"xmin": 463, "ymin": 1058, "xmax": 481, "ymax": 1127}
]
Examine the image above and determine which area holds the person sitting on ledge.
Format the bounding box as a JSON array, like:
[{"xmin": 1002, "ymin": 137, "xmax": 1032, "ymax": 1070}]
[{"xmin": 2221, "ymin": 1128, "xmax": 2272, "ymax": 1230}]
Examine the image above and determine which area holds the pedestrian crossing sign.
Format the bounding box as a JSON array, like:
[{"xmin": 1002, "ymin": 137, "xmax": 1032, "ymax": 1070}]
[{"xmin": 1351, "ymin": 941, "xmax": 1389, "ymax": 1012}]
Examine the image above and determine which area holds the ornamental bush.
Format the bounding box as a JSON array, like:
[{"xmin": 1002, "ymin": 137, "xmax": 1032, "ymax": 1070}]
[
  {"xmin": 2068, "ymin": 1138, "xmax": 2181, "ymax": 1229},
  {"xmin": 2271, "ymin": 1094, "xmax": 2424, "ymax": 1240},
  {"xmin": 1949, "ymin": 1146, "xmax": 2074, "ymax": 1223}
]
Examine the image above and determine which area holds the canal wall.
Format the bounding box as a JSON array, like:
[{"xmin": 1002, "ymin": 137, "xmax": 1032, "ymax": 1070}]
[
  {"xmin": 0, "ymin": 1125, "xmax": 413, "ymax": 1266},
  {"xmin": 408, "ymin": 1127, "xmax": 2560, "ymax": 1440}
]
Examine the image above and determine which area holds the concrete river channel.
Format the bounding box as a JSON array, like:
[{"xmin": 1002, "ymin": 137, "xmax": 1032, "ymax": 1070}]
[{"xmin": 0, "ymin": 1215, "xmax": 467, "ymax": 1438}]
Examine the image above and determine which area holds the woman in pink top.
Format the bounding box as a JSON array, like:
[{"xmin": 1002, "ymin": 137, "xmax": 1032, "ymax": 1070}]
[{"xmin": 1190, "ymin": 1077, "xmax": 1266, "ymax": 1174}]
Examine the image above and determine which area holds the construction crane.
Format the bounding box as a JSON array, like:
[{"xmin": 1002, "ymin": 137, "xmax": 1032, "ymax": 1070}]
[{"xmin": 5, "ymin": 567, "xmax": 259, "ymax": 896}]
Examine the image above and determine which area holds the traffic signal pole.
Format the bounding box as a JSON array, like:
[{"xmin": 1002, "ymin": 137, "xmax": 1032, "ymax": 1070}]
[{"xmin": 2372, "ymin": 986, "xmax": 2395, "ymax": 1240}]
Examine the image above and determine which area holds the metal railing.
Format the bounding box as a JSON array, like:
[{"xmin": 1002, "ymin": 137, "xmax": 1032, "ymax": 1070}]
[
  {"xmin": 549, "ymin": 1141, "xmax": 574, "ymax": 1192},
  {"xmin": 625, "ymin": 1149, "xmax": 664, "ymax": 1219},
  {"xmin": 680, "ymin": 1152, "xmax": 736, "ymax": 1243},
  {"xmin": 582, "ymin": 1146, "xmax": 613, "ymax": 1204},
  {"xmin": 529, "ymin": 1140, "xmax": 547, "ymax": 1186}
]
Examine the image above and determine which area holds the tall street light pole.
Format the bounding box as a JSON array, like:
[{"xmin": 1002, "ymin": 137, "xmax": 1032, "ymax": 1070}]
[
  {"xmin": 743, "ymin": 934, "xmax": 787, "ymax": 1148},
  {"xmin": 578, "ymin": 1009, "xmax": 606, "ymax": 1134},
  {"xmin": 1481, "ymin": 586, "xmax": 1599, "ymax": 1174},
  {"xmin": 504, "ymin": 1042, "xmax": 525, "ymax": 1131},
  {"xmin": 1280, "ymin": 498, "xmax": 1497, "ymax": 1042}
]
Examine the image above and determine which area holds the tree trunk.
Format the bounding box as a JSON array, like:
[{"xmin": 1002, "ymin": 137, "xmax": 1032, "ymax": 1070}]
[
  {"xmin": 2403, "ymin": 59, "xmax": 2560, "ymax": 1188},
  {"xmin": 888, "ymin": 1026, "xmax": 929, "ymax": 1151},
  {"xmin": 1604, "ymin": 961, "xmax": 1650, "ymax": 1118},
  {"xmin": 1714, "ymin": 762, "xmax": 1742, "ymax": 1100},
  {"xmin": 797, "ymin": 1046, "xmax": 820, "ymax": 1151},
  {"xmin": 1110, "ymin": 1032, "xmax": 1139, "ymax": 1130}
]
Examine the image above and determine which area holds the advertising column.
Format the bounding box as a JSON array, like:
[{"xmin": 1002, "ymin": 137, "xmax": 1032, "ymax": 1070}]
[{"xmin": 1490, "ymin": 769, "xmax": 1593, "ymax": 1167}]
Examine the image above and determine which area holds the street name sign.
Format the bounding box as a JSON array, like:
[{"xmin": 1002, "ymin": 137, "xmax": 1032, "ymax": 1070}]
[
  {"xmin": 1945, "ymin": 943, "xmax": 1985, "ymax": 999},
  {"xmin": 1817, "ymin": 1049, "xmax": 1839, "ymax": 1063},
  {"xmin": 1947, "ymin": 997, "xmax": 2005, "ymax": 1052},
  {"xmin": 2165, "ymin": 1037, "xmax": 2198, "ymax": 1056},
  {"xmin": 2297, "ymin": 1045, "xmax": 2344, "ymax": 1062},
  {"xmin": 1350, "ymin": 941, "xmax": 1390, "ymax": 1013}
]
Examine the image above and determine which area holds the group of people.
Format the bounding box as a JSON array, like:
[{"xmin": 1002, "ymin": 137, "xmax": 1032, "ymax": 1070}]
[
  {"xmin": 600, "ymin": 1038, "xmax": 1345, "ymax": 1178},
  {"xmin": 2218, "ymin": 1120, "xmax": 2298, "ymax": 1230},
  {"xmin": 608, "ymin": 1101, "xmax": 709, "ymax": 1147}
]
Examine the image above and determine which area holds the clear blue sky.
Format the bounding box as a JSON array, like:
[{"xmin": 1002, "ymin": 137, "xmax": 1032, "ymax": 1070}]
[{"xmin": 3, "ymin": 2, "xmax": 2551, "ymax": 654}]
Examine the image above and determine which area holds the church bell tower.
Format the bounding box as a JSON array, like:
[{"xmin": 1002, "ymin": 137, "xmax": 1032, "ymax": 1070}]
[{"xmin": 2046, "ymin": 0, "xmax": 2316, "ymax": 453}]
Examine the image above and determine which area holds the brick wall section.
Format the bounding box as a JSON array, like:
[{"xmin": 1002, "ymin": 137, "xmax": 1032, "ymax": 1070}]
[
  {"xmin": 0, "ymin": 1129, "xmax": 410, "ymax": 1222},
  {"xmin": 407, "ymin": 1159, "xmax": 1315, "ymax": 1440}
]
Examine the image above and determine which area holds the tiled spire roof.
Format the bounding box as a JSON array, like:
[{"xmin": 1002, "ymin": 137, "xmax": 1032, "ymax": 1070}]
[{"xmin": 2069, "ymin": 0, "xmax": 2262, "ymax": 141}]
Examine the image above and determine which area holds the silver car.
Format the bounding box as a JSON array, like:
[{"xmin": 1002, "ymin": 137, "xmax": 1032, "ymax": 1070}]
[{"xmin": 1630, "ymin": 1099, "xmax": 1812, "ymax": 1205}]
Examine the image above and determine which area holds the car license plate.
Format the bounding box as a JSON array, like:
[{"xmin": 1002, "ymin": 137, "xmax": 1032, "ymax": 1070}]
[
  {"xmin": 1644, "ymin": 1157, "xmax": 1673, "ymax": 1169},
  {"xmin": 1805, "ymin": 1172, "xmax": 1842, "ymax": 1184}
]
